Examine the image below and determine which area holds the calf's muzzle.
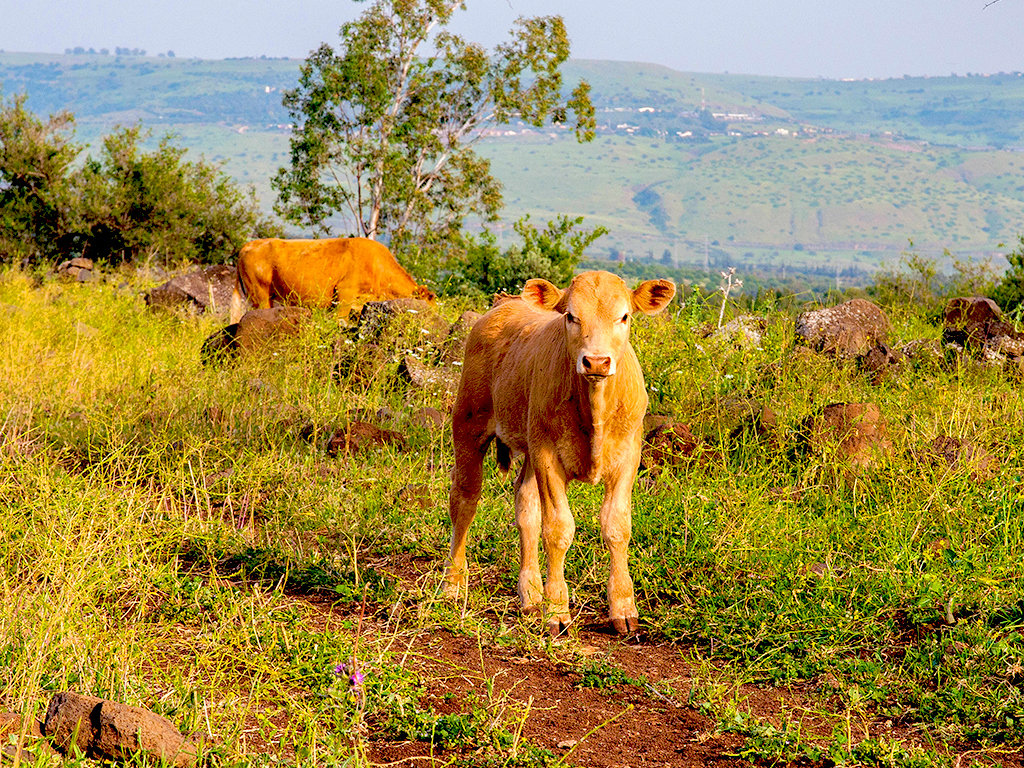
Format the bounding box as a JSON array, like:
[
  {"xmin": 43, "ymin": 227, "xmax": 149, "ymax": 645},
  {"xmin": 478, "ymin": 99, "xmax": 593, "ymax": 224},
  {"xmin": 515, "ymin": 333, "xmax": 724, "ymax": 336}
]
[{"xmin": 580, "ymin": 354, "xmax": 614, "ymax": 379}]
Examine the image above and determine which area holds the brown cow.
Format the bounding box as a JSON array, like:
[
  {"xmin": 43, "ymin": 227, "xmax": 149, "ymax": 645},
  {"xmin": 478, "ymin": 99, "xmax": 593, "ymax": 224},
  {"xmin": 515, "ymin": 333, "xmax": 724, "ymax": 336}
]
[
  {"xmin": 445, "ymin": 271, "xmax": 675, "ymax": 635},
  {"xmin": 229, "ymin": 237, "xmax": 434, "ymax": 323}
]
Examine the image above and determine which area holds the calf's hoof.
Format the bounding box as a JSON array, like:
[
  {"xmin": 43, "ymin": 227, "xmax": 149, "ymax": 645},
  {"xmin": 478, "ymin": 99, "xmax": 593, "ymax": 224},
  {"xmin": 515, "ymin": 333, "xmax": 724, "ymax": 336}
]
[
  {"xmin": 611, "ymin": 615, "xmax": 639, "ymax": 635},
  {"xmin": 547, "ymin": 616, "xmax": 572, "ymax": 637},
  {"xmin": 442, "ymin": 568, "xmax": 467, "ymax": 600}
]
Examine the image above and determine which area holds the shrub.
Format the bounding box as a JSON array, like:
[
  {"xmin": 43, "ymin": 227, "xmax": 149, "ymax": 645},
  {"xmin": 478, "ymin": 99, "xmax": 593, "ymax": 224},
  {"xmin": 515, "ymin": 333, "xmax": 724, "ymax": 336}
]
[
  {"xmin": 436, "ymin": 214, "xmax": 606, "ymax": 296},
  {"xmin": 0, "ymin": 95, "xmax": 279, "ymax": 267}
]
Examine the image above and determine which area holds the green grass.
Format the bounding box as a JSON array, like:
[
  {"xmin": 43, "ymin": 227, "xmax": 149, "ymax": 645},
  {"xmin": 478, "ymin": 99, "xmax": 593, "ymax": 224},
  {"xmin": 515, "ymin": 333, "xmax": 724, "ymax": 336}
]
[{"xmin": 2, "ymin": 267, "xmax": 1024, "ymax": 765}]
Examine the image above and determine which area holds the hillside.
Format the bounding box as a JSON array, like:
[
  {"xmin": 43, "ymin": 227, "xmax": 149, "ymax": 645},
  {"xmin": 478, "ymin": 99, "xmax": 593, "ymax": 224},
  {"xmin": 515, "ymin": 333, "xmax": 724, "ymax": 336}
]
[{"xmin": 4, "ymin": 52, "xmax": 1024, "ymax": 278}]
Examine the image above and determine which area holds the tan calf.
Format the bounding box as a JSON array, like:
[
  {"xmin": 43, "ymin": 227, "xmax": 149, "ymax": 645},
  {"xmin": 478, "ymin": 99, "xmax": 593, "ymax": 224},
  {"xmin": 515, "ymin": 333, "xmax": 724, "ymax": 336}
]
[
  {"xmin": 229, "ymin": 237, "xmax": 435, "ymax": 323},
  {"xmin": 445, "ymin": 270, "xmax": 675, "ymax": 634}
]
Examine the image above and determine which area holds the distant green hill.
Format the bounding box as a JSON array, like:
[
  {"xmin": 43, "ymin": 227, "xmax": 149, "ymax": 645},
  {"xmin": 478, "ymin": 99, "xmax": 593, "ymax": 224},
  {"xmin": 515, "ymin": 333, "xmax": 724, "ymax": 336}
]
[{"xmin": 3, "ymin": 51, "xmax": 1024, "ymax": 279}]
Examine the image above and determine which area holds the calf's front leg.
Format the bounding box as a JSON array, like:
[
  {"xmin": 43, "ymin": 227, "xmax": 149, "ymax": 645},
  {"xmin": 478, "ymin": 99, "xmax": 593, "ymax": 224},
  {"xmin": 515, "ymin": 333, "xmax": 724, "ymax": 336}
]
[
  {"xmin": 514, "ymin": 461, "xmax": 543, "ymax": 613},
  {"xmin": 535, "ymin": 452, "xmax": 575, "ymax": 635},
  {"xmin": 600, "ymin": 469, "xmax": 639, "ymax": 634}
]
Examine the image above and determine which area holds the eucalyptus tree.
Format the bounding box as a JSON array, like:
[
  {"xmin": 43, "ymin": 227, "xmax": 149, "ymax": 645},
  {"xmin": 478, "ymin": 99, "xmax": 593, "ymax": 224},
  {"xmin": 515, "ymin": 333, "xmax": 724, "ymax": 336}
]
[{"xmin": 272, "ymin": 0, "xmax": 595, "ymax": 251}]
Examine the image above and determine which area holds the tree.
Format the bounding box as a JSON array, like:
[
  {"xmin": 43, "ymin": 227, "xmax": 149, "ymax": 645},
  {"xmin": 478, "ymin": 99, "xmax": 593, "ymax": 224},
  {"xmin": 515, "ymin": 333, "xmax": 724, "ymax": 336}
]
[
  {"xmin": 1, "ymin": 95, "xmax": 278, "ymax": 267},
  {"xmin": 272, "ymin": 0, "xmax": 595, "ymax": 252},
  {"xmin": 0, "ymin": 93, "xmax": 79, "ymax": 264}
]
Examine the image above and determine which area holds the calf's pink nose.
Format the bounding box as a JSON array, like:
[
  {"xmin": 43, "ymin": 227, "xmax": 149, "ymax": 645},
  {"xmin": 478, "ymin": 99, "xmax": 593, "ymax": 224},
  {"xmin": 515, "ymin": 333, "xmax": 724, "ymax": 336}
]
[{"xmin": 581, "ymin": 355, "xmax": 612, "ymax": 376}]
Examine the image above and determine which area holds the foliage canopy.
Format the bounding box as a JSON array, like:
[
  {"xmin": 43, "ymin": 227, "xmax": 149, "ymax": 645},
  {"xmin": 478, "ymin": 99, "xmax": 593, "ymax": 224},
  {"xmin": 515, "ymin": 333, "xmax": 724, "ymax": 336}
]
[{"xmin": 272, "ymin": 0, "xmax": 595, "ymax": 251}]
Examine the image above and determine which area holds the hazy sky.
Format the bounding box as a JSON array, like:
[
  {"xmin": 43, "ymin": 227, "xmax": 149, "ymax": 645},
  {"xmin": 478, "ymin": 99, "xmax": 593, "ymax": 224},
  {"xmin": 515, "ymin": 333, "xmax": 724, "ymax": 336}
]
[{"xmin": 1, "ymin": 0, "xmax": 1022, "ymax": 80}]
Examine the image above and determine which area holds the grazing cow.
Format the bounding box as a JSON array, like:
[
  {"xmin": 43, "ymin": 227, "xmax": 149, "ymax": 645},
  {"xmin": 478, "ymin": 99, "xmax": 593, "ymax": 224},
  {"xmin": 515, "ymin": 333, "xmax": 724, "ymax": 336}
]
[
  {"xmin": 229, "ymin": 237, "xmax": 435, "ymax": 323},
  {"xmin": 445, "ymin": 271, "xmax": 675, "ymax": 634}
]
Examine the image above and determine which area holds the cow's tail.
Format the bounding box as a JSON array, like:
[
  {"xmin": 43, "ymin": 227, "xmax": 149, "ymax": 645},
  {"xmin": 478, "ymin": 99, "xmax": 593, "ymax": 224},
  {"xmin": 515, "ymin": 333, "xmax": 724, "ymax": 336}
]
[{"xmin": 228, "ymin": 269, "xmax": 247, "ymax": 324}]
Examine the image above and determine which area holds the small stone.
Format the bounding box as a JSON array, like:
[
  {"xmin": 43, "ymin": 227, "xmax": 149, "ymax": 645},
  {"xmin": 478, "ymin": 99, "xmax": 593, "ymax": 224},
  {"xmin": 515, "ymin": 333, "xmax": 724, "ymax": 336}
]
[{"xmin": 44, "ymin": 692, "xmax": 199, "ymax": 767}]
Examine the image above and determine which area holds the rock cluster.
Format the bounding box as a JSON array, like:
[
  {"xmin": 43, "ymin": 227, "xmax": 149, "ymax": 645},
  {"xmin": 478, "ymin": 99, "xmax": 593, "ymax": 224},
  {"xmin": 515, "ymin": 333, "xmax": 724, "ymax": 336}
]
[
  {"xmin": 55, "ymin": 257, "xmax": 95, "ymax": 282},
  {"xmin": 941, "ymin": 296, "xmax": 1024, "ymax": 365}
]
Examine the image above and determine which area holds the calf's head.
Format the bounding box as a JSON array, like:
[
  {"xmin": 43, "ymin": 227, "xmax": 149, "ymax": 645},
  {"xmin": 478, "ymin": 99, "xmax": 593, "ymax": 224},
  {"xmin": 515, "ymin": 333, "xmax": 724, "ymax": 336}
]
[{"xmin": 522, "ymin": 271, "xmax": 676, "ymax": 381}]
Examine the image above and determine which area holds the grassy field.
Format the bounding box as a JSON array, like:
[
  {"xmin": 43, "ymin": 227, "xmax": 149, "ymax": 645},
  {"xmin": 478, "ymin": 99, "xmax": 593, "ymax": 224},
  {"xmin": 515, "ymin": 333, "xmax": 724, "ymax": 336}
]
[
  {"xmin": 478, "ymin": 130, "xmax": 1024, "ymax": 271},
  {"xmin": 2, "ymin": 266, "xmax": 1023, "ymax": 766},
  {"xmin": 75, "ymin": 119, "xmax": 1023, "ymax": 278}
]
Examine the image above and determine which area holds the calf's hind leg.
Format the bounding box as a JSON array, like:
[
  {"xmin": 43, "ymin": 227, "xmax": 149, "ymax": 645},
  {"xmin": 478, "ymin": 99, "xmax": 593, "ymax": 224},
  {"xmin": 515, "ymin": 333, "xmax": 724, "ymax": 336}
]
[{"xmin": 445, "ymin": 432, "xmax": 487, "ymax": 599}]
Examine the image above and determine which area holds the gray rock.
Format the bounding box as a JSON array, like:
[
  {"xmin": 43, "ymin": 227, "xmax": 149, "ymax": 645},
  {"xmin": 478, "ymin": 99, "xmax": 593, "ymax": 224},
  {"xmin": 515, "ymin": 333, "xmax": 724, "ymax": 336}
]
[
  {"xmin": 201, "ymin": 306, "xmax": 309, "ymax": 365},
  {"xmin": 55, "ymin": 257, "xmax": 95, "ymax": 282},
  {"xmin": 714, "ymin": 314, "xmax": 767, "ymax": 347},
  {"xmin": 145, "ymin": 264, "xmax": 236, "ymax": 315},
  {"xmin": 795, "ymin": 299, "xmax": 890, "ymax": 359},
  {"xmin": 356, "ymin": 298, "xmax": 442, "ymax": 343}
]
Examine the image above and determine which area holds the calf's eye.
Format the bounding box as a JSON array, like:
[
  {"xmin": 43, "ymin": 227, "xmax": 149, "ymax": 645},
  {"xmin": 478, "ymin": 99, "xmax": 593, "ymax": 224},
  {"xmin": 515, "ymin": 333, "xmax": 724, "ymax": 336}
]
[
  {"xmin": 566, "ymin": 312, "xmax": 577, "ymax": 324},
  {"xmin": 621, "ymin": 313, "xmax": 629, "ymax": 323}
]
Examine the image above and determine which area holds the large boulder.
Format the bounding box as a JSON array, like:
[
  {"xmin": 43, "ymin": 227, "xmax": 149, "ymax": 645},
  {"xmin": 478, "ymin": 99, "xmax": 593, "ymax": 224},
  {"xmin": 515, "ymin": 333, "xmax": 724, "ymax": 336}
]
[
  {"xmin": 795, "ymin": 299, "xmax": 891, "ymax": 359},
  {"xmin": 356, "ymin": 298, "xmax": 447, "ymax": 345},
  {"xmin": 201, "ymin": 306, "xmax": 309, "ymax": 364},
  {"xmin": 145, "ymin": 264, "xmax": 236, "ymax": 315}
]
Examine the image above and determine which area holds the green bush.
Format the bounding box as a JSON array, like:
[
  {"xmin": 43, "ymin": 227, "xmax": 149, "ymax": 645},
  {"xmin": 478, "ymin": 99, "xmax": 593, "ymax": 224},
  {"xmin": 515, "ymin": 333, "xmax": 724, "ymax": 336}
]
[
  {"xmin": 992, "ymin": 235, "xmax": 1024, "ymax": 317},
  {"xmin": 436, "ymin": 213, "xmax": 606, "ymax": 296},
  {"xmin": 0, "ymin": 94, "xmax": 279, "ymax": 267}
]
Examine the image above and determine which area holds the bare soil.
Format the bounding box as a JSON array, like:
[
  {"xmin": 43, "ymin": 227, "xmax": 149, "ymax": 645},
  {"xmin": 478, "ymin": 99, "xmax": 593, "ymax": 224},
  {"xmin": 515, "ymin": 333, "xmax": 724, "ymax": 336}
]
[{"xmin": 292, "ymin": 554, "xmax": 1024, "ymax": 768}]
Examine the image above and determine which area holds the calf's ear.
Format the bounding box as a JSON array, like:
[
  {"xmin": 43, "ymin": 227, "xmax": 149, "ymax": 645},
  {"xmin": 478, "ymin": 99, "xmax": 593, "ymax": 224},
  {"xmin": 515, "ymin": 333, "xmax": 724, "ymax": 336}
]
[
  {"xmin": 521, "ymin": 279, "xmax": 564, "ymax": 311},
  {"xmin": 632, "ymin": 279, "xmax": 676, "ymax": 315}
]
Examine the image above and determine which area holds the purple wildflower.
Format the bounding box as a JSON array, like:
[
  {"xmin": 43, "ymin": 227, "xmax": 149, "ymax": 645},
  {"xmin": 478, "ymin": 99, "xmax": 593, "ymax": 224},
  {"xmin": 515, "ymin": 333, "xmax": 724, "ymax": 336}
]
[{"xmin": 334, "ymin": 661, "xmax": 365, "ymax": 691}]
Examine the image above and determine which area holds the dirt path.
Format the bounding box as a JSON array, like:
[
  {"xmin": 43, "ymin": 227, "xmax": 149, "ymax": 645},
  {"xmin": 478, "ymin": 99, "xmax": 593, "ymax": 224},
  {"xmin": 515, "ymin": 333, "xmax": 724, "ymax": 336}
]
[{"xmin": 295, "ymin": 555, "xmax": 1024, "ymax": 768}]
